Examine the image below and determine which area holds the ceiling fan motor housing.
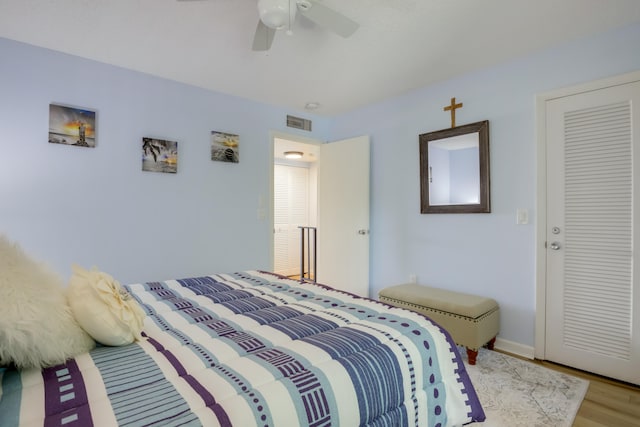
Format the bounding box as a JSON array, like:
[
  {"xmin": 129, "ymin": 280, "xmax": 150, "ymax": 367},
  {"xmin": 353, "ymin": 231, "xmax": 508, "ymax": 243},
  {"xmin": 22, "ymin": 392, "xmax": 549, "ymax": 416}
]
[
  {"xmin": 257, "ymin": 0, "xmax": 298, "ymax": 30},
  {"xmin": 251, "ymin": 0, "xmax": 357, "ymax": 51}
]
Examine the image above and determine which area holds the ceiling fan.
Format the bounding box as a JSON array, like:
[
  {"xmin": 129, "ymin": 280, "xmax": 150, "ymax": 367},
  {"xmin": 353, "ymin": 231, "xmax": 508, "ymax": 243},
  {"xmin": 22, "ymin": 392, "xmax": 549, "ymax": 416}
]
[
  {"xmin": 252, "ymin": 0, "xmax": 359, "ymax": 51},
  {"xmin": 178, "ymin": 0, "xmax": 359, "ymax": 51}
]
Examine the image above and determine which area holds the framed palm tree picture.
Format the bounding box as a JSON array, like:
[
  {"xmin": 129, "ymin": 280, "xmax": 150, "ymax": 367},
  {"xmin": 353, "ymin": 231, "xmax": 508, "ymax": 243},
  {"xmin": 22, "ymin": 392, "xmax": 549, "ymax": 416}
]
[{"xmin": 142, "ymin": 137, "xmax": 178, "ymax": 174}]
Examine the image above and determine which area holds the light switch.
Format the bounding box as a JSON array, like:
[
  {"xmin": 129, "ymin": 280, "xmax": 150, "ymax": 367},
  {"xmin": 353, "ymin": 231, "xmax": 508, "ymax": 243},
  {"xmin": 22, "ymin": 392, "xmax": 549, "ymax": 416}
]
[{"xmin": 516, "ymin": 208, "xmax": 528, "ymax": 225}]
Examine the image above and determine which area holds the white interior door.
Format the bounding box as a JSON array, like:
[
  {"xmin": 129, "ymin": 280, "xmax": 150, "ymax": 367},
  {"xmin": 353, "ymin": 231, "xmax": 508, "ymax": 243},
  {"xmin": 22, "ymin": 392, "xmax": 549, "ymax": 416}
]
[
  {"xmin": 545, "ymin": 79, "xmax": 640, "ymax": 385},
  {"xmin": 317, "ymin": 136, "xmax": 370, "ymax": 297}
]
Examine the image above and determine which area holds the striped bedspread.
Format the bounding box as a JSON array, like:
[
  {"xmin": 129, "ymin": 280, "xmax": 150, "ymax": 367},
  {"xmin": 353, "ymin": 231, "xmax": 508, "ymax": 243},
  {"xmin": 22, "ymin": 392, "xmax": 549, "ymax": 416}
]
[{"xmin": 0, "ymin": 271, "xmax": 485, "ymax": 426}]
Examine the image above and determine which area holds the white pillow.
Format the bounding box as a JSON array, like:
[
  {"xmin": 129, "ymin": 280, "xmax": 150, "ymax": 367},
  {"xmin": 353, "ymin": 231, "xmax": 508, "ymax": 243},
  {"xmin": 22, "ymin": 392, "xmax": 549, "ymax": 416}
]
[
  {"xmin": 0, "ymin": 235, "xmax": 95, "ymax": 369},
  {"xmin": 67, "ymin": 265, "xmax": 145, "ymax": 346}
]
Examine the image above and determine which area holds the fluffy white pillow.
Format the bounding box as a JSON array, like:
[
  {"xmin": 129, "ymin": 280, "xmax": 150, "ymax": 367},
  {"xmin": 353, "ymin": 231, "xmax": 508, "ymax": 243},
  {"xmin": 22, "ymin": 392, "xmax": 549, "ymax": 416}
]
[
  {"xmin": 67, "ymin": 265, "xmax": 145, "ymax": 346},
  {"xmin": 0, "ymin": 235, "xmax": 95, "ymax": 369}
]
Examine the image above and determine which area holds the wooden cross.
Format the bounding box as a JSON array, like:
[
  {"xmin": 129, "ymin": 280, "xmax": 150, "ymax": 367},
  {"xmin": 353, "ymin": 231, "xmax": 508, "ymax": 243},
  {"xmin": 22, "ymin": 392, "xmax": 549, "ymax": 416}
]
[{"xmin": 444, "ymin": 97, "xmax": 463, "ymax": 128}]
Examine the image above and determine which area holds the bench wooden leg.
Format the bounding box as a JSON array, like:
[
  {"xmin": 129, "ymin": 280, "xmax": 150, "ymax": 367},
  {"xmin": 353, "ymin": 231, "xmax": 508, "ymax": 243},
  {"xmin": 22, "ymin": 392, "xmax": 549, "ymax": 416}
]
[
  {"xmin": 467, "ymin": 337, "xmax": 496, "ymax": 365},
  {"xmin": 486, "ymin": 336, "xmax": 496, "ymax": 350},
  {"xmin": 466, "ymin": 348, "xmax": 478, "ymax": 365}
]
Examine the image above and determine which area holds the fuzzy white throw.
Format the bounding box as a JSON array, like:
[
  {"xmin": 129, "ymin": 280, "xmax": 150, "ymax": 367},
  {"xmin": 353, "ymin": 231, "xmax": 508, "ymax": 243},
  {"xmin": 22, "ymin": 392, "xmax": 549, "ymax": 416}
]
[{"xmin": 0, "ymin": 235, "xmax": 94, "ymax": 369}]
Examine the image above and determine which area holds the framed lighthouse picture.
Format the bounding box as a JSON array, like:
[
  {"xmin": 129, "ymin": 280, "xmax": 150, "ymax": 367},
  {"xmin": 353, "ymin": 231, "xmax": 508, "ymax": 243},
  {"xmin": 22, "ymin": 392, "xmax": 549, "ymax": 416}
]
[{"xmin": 48, "ymin": 103, "xmax": 96, "ymax": 148}]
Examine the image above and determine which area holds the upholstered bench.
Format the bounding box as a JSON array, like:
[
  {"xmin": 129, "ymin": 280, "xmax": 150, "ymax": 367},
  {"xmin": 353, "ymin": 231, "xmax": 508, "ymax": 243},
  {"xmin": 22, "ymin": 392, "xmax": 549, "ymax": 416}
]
[{"xmin": 379, "ymin": 283, "xmax": 499, "ymax": 365}]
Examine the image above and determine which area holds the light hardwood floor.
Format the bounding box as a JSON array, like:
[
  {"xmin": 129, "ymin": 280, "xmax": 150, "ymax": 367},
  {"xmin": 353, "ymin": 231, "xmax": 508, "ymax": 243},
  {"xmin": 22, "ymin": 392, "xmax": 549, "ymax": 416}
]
[{"xmin": 532, "ymin": 359, "xmax": 640, "ymax": 427}]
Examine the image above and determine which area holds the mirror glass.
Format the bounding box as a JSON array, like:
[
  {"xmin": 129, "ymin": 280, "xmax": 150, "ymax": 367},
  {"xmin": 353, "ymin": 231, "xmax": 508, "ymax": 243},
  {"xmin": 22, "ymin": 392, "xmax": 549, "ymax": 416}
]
[{"xmin": 419, "ymin": 120, "xmax": 490, "ymax": 213}]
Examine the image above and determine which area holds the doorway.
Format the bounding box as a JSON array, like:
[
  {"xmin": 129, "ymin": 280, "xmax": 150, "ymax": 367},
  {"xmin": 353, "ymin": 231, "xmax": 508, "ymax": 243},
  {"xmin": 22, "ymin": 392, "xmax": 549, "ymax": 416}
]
[
  {"xmin": 271, "ymin": 133, "xmax": 371, "ymax": 296},
  {"xmin": 272, "ymin": 136, "xmax": 320, "ymax": 278}
]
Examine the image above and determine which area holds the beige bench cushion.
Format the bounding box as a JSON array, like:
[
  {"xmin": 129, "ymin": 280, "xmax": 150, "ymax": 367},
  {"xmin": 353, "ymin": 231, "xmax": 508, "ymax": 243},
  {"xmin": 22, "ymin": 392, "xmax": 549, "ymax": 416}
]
[
  {"xmin": 378, "ymin": 283, "xmax": 497, "ymax": 319},
  {"xmin": 378, "ymin": 283, "xmax": 500, "ymax": 351}
]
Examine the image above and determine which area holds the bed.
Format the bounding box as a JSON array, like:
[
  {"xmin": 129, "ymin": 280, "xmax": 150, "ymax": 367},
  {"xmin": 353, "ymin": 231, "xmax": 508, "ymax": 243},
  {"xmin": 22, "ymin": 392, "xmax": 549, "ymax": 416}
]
[{"xmin": 0, "ymin": 270, "xmax": 485, "ymax": 426}]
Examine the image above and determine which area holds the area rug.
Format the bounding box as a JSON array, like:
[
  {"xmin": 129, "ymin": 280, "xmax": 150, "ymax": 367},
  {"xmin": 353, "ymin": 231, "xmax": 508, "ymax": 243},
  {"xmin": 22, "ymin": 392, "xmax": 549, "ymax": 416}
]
[{"xmin": 463, "ymin": 348, "xmax": 589, "ymax": 427}]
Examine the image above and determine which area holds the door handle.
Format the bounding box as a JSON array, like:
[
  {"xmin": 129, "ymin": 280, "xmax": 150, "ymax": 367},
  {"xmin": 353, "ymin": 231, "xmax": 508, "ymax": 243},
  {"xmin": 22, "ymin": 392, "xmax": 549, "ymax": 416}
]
[{"xmin": 549, "ymin": 242, "xmax": 561, "ymax": 250}]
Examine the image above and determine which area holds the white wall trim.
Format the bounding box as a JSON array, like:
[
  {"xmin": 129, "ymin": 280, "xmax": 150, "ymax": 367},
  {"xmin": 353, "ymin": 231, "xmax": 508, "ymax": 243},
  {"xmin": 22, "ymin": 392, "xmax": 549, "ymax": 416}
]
[
  {"xmin": 534, "ymin": 69, "xmax": 640, "ymax": 360},
  {"xmin": 494, "ymin": 337, "xmax": 535, "ymax": 359}
]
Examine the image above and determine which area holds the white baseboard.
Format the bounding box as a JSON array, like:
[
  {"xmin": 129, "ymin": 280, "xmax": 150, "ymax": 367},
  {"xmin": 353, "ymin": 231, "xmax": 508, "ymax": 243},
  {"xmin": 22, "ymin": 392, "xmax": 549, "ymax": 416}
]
[{"xmin": 494, "ymin": 337, "xmax": 535, "ymax": 359}]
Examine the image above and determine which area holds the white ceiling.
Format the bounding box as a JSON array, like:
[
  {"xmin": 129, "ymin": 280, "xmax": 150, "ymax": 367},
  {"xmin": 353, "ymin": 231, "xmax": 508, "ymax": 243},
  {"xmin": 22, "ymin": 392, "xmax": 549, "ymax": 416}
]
[{"xmin": 1, "ymin": 0, "xmax": 640, "ymax": 116}]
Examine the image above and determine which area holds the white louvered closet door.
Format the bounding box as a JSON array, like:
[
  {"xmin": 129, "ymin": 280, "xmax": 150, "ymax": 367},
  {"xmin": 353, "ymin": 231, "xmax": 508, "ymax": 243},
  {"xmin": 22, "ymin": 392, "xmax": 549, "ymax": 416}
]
[{"xmin": 545, "ymin": 80, "xmax": 640, "ymax": 385}]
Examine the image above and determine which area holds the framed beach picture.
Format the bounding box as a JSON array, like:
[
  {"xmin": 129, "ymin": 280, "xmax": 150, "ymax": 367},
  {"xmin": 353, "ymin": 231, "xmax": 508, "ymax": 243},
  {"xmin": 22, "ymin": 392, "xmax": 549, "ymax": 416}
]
[
  {"xmin": 48, "ymin": 103, "xmax": 96, "ymax": 147},
  {"xmin": 142, "ymin": 137, "xmax": 178, "ymax": 174},
  {"xmin": 211, "ymin": 131, "xmax": 239, "ymax": 163}
]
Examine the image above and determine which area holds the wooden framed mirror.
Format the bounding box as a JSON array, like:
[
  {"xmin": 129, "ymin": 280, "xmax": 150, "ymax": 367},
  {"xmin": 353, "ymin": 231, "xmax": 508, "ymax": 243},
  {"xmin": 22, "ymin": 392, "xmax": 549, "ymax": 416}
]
[{"xmin": 419, "ymin": 120, "xmax": 490, "ymax": 213}]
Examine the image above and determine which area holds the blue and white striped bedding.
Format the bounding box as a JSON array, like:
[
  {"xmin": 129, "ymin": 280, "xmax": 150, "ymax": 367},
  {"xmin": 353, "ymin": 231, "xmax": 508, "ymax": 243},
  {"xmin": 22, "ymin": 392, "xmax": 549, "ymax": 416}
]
[{"xmin": 0, "ymin": 271, "xmax": 485, "ymax": 426}]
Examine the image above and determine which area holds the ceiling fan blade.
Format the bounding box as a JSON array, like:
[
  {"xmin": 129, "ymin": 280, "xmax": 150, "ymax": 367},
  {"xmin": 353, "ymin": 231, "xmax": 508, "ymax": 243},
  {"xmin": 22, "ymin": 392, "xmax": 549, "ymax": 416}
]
[
  {"xmin": 298, "ymin": 0, "xmax": 358, "ymax": 38},
  {"xmin": 252, "ymin": 20, "xmax": 276, "ymax": 51}
]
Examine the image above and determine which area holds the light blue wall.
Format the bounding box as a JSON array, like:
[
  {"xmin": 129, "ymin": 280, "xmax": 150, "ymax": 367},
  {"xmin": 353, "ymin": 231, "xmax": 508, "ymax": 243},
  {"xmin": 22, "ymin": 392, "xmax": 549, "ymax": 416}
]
[
  {"xmin": 2, "ymin": 22, "xmax": 640, "ymax": 348},
  {"xmin": 0, "ymin": 38, "xmax": 331, "ymax": 285},
  {"xmin": 329, "ymin": 23, "xmax": 640, "ymax": 347}
]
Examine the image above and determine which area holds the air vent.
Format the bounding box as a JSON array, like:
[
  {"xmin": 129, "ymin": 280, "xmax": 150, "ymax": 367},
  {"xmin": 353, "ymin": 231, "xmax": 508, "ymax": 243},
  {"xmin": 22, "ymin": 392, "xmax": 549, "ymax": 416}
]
[{"xmin": 286, "ymin": 115, "xmax": 312, "ymax": 131}]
